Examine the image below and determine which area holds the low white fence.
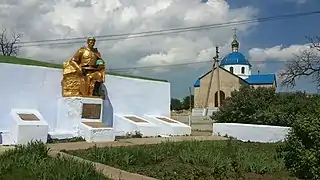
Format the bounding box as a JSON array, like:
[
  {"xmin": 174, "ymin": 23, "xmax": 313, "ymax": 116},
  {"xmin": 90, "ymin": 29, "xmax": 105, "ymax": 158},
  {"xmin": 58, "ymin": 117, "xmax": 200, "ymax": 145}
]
[{"xmin": 213, "ymin": 123, "xmax": 291, "ymax": 143}]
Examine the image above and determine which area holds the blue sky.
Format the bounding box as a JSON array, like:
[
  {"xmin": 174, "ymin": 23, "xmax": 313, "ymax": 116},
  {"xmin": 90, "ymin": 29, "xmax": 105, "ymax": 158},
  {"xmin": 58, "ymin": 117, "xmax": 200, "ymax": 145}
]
[
  {"xmin": 4, "ymin": 0, "xmax": 320, "ymax": 98},
  {"xmin": 228, "ymin": 0, "xmax": 320, "ymax": 93},
  {"xmin": 230, "ymin": 0, "xmax": 320, "ymax": 49},
  {"xmin": 163, "ymin": 0, "xmax": 320, "ymax": 98}
]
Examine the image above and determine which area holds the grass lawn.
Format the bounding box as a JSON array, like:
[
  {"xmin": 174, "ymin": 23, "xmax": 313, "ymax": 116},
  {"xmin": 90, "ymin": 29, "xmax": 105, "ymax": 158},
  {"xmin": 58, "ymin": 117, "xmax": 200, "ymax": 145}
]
[
  {"xmin": 0, "ymin": 55, "xmax": 168, "ymax": 82},
  {"xmin": 68, "ymin": 140, "xmax": 297, "ymax": 180},
  {"xmin": 0, "ymin": 142, "xmax": 107, "ymax": 180}
]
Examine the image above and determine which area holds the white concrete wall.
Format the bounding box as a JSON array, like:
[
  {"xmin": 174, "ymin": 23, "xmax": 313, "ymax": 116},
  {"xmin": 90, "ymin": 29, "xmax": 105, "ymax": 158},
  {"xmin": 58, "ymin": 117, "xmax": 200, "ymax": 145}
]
[
  {"xmin": 0, "ymin": 63, "xmax": 170, "ymax": 133},
  {"xmin": 213, "ymin": 123, "xmax": 291, "ymax": 143}
]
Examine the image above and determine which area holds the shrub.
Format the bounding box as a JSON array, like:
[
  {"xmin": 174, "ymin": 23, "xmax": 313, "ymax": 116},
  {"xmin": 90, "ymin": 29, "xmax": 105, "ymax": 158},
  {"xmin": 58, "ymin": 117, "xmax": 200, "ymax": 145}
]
[
  {"xmin": 212, "ymin": 86, "xmax": 319, "ymax": 127},
  {"xmin": 278, "ymin": 111, "xmax": 320, "ymax": 180}
]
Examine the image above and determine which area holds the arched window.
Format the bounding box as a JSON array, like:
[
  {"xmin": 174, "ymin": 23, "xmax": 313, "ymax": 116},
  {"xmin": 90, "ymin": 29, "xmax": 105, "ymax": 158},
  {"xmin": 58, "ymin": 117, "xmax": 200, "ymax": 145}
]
[
  {"xmin": 241, "ymin": 67, "xmax": 245, "ymax": 74},
  {"xmin": 229, "ymin": 67, "xmax": 234, "ymax": 74}
]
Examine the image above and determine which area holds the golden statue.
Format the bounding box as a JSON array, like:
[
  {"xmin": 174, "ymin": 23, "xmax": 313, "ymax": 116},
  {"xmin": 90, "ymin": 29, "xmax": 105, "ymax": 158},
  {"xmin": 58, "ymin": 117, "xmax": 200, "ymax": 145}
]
[{"xmin": 61, "ymin": 37, "xmax": 106, "ymax": 98}]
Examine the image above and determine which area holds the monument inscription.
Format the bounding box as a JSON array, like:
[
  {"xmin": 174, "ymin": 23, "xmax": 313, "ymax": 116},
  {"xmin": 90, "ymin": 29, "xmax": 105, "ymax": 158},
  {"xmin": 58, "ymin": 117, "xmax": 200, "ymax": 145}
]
[
  {"xmin": 18, "ymin": 113, "xmax": 40, "ymax": 121},
  {"xmin": 81, "ymin": 103, "xmax": 101, "ymax": 119},
  {"xmin": 124, "ymin": 116, "xmax": 147, "ymax": 123}
]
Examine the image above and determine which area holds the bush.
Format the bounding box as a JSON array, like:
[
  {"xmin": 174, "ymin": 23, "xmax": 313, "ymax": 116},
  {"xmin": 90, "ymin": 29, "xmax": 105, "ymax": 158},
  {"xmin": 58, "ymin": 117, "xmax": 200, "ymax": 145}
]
[
  {"xmin": 278, "ymin": 111, "xmax": 320, "ymax": 180},
  {"xmin": 212, "ymin": 86, "xmax": 319, "ymax": 127}
]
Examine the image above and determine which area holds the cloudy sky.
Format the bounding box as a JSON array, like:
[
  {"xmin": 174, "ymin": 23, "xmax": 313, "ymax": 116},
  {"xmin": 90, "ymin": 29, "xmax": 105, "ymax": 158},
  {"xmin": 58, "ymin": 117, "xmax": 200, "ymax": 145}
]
[{"xmin": 1, "ymin": 0, "xmax": 319, "ymax": 98}]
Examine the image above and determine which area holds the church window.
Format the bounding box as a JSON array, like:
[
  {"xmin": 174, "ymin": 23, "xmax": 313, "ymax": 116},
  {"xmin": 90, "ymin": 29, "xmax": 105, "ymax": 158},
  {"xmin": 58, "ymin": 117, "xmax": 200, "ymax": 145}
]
[
  {"xmin": 241, "ymin": 67, "xmax": 245, "ymax": 74},
  {"xmin": 229, "ymin": 67, "xmax": 234, "ymax": 74}
]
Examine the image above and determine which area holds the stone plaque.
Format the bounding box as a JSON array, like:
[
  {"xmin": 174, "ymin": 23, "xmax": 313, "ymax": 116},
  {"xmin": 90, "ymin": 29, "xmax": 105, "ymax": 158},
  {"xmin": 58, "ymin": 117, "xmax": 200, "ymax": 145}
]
[
  {"xmin": 18, "ymin": 113, "xmax": 40, "ymax": 121},
  {"xmin": 156, "ymin": 117, "xmax": 177, "ymax": 123},
  {"xmin": 82, "ymin": 103, "xmax": 101, "ymax": 119},
  {"xmin": 124, "ymin": 116, "xmax": 147, "ymax": 123}
]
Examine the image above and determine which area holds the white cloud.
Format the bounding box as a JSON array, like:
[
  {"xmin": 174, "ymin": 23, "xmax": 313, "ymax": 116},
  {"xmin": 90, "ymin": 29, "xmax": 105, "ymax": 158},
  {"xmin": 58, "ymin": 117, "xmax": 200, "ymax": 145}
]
[
  {"xmin": 248, "ymin": 44, "xmax": 310, "ymax": 67},
  {"xmin": 0, "ymin": 0, "xmax": 258, "ymax": 73}
]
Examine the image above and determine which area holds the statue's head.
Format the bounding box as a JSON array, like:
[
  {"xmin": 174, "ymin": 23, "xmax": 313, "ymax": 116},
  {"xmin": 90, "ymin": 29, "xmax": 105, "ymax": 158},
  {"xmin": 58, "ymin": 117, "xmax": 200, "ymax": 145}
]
[{"xmin": 87, "ymin": 37, "xmax": 96, "ymax": 49}]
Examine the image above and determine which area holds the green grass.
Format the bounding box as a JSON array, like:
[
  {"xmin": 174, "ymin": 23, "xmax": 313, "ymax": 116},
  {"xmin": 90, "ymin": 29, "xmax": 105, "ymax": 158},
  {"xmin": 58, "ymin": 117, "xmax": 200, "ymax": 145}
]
[
  {"xmin": 68, "ymin": 140, "xmax": 298, "ymax": 180},
  {"xmin": 0, "ymin": 141, "xmax": 107, "ymax": 180},
  {"xmin": 0, "ymin": 55, "xmax": 168, "ymax": 82}
]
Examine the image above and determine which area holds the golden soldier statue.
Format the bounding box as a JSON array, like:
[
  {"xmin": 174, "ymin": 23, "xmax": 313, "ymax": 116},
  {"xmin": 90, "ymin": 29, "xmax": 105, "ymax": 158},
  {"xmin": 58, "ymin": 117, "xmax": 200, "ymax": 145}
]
[{"xmin": 61, "ymin": 37, "xmax": 106, "ymax": 98}]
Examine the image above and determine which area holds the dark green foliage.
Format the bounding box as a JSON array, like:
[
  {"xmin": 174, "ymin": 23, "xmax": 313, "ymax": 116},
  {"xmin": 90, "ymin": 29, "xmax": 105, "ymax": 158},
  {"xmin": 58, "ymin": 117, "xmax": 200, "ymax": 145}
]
[
  {"xmin": 0, "ymin": 141, "xmax": 107, "ymax": 180},
  {"xmin": 212, "ymin": 86, "xmax": 319, "ymax": 127},
  {"xmin": 171, "ymin": 95, "xmax": 194, "ymax": 111},
  {"xmin": 211, "ymin": 86, "xmax": 320, "ymax": 179},
  {"xmin": 278, "ymin": 112, "xmax": 320, "ymax": 180},
  {"xmin": 181, "ymin": 95, "xmax": 194, "ymax": 110},
  {"xmin": 69, "ymin": 140, "xmax": 297, "ymax": 179},
  {"xmin": 171, "ymin": 98, "xmax": 183, "ymax": 110}
]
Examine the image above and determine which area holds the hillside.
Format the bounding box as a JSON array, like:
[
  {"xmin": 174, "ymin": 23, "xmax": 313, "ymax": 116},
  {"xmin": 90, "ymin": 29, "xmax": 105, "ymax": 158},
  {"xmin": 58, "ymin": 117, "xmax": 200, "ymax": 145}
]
[{"xmin": 0, "ymin": 56, "xmax": 168, "ymax": 82}]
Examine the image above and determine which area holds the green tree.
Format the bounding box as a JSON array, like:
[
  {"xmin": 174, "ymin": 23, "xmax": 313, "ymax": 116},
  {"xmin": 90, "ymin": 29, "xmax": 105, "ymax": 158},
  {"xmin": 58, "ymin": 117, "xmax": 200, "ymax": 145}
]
[
  {"xmin": 278, "ymin": 103, "xmax": 320, "ymax": 179},
  {"xmin": 211, "ymin": 86, "xmax": 313, "ymax": 127},
  {"xmin": 171, "ymin": 98, "xmax": 182, "ymax": 111},
  {"xmin": 278, "ymin": 36, "xmax": 320, "ymax": 179},
  {"xmin": 212, "ymin": 86, "xmax": 277, "ymax": 125},
  {"xmin": 181, "ymin": 95, "xmax": 194, "ymax": 110}
]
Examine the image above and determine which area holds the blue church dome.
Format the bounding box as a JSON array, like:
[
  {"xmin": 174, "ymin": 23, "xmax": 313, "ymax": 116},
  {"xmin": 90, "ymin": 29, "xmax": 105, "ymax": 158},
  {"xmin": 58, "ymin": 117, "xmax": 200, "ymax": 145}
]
[{"xmin": 220, "ymin": 52, "xmax": 251, "ymax": 66}]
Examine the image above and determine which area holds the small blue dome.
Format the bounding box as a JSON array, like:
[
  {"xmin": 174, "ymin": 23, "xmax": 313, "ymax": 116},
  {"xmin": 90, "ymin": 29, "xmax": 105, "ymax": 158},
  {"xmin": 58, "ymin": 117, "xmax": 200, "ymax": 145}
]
[{"xmin": 220, "ymin": 52, "xmax": 251, "ymax": 66}]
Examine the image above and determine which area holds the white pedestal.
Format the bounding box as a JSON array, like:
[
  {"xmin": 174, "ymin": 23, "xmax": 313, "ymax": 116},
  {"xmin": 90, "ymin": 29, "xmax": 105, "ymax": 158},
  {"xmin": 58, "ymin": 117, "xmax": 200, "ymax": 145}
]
[
  {"xmin": 56, "ymin": 97, "xmax": 104, "ymax": 136},
  {"xmin": 79, "ymin": 122, "xmax": 115, "ymax": 142},
  {"xmin": 144, "ymin": 115, "xmax": 191, "ymax": 136},
  {"xmin": 10, "ymin": 109, "xmax": 49, "ymax": 145},
  {"xmin": 213, "ymin": 123, "xmax": 291, "ymax": 143},
  {"xmin": 114, "ymin": 114, "xmax": 160, "ymax": 137}
]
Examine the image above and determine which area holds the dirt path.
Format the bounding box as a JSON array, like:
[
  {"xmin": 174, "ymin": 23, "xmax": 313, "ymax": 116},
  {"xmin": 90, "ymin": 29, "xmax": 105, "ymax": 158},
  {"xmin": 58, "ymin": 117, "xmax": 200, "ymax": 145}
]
[{"xmin": 48, "ymin": 135, "xmax": 226, "ymax": 151}]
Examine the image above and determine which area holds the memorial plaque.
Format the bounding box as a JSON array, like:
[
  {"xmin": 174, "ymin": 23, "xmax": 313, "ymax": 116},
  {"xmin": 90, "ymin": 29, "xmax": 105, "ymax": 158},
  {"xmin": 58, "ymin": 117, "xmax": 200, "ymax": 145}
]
[
  {"xmin": 82, "ymin": 122, "xmax": 108, "ymax": 128},
  {"xmin": 156, "ymin": 117, "xmax": 178, "ymax": 123},
  {"xmin": 124, "ymin": 116, "xmax": 147, "ymax": 123},
  {"xmin": 18, "ymin": 113, "xmax": 40, "ymax": 121},
  {"xmin": 82, "ymin": 103, "xmax": 101, "ymax": 119}
]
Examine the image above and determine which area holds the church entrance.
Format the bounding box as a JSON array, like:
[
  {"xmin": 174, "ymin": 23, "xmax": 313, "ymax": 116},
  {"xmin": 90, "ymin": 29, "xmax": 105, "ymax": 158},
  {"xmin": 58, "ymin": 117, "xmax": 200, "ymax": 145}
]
[{"xmin": 214, "ymin": 91, "xmax": 225, "ymax": 107}]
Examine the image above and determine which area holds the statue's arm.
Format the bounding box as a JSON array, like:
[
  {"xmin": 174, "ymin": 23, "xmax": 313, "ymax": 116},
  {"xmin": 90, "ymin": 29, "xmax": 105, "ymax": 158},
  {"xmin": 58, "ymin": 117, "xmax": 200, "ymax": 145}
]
[
  {"xmin": 70, "ymin": 48, "xmax": 83, "ymax": 73},
  {"xmin": 95, "ymin": 49, "xmax": 102, "ymax": 60}
]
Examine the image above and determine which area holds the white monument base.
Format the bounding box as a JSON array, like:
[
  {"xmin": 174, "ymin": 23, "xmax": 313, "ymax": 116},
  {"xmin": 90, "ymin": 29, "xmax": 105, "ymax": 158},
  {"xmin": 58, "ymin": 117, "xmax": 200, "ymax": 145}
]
[
  {"xmin": 79, "ymin": 122, "xmax": 115, "ymax": 142},
  {"xmin": 0, "ymin": 131, "xmax": 13, "ymax": 145},
  {"xmin": 10, "ymin": 109, "xmax": 49, "ymax": 145},
  {"xmin": 213, "ymin": 123, "xmax": 291, "ymax": 143},
  {"xmin": 144, "ymin": 115, "xmax": 191, "ymax": 136},
  {"xmin": 114, "ymin": 114, "xmax": 160, "ymax": 137},
  {"xmin": 55, "ymin": 97, "xmax": 104, "ymax": 136}
]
